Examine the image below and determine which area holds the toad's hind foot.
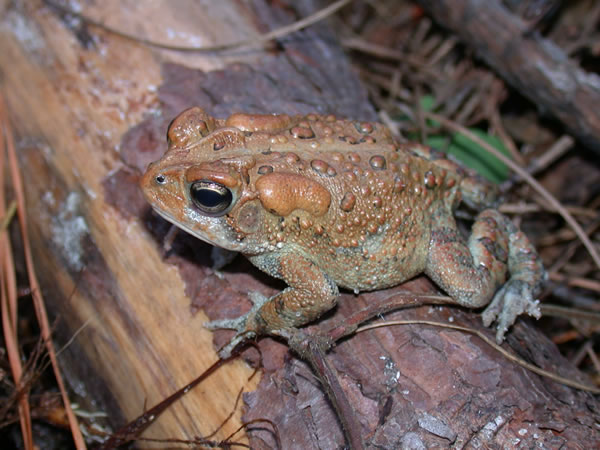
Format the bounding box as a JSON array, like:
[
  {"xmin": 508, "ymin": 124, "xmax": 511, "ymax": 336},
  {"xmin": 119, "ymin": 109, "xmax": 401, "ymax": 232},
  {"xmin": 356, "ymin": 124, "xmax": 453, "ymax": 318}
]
[
  {"xmin": 426, "ymin": 209, "xmax": 545, "ymax": 343},
  {"xmin": 482, "ymin": 278, "xmax": 542, "ymax": 344},
  {"xmin": 204, "ymin": 291, "xmax": 269, "ymax": 358}
]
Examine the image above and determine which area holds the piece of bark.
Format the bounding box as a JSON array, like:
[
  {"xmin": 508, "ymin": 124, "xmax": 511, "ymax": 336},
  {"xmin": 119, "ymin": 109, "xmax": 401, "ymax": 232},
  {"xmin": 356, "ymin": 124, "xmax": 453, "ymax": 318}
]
[
  {"xmin": 414, "ymin": 0, "xmax": 600, "ymax": 154},
  {"xmin": 1, "ymin": 0, "xmax": 598, "ymax": 448},
  {"xmin": 243, "ymin": 280, "xmax": 599, "ymax": 448}
]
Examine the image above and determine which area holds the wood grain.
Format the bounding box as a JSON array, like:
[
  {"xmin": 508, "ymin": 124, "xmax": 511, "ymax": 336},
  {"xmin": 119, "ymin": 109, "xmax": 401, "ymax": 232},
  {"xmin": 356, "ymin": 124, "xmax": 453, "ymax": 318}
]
[{"xmin": 1, "ymin": 0, "xmax": 265, "ymax": 444}]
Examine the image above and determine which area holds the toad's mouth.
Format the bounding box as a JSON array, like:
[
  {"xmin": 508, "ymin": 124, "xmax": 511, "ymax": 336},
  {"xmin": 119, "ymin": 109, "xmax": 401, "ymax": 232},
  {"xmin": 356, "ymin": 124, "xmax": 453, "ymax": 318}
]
[{"xmin": 150, "ymin": 205, "xmax": 247, "ymax": 253}]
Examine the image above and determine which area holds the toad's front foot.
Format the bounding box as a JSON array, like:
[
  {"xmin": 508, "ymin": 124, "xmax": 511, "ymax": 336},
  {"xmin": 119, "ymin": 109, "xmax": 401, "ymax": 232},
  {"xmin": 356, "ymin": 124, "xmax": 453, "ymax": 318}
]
[
  {"xmin": 482, "ymin": 278, "xmax": 542, "ymax": 344},
  {"xmin": 204, "ymin": 291, "xmax": 270, "ymax": 358}
]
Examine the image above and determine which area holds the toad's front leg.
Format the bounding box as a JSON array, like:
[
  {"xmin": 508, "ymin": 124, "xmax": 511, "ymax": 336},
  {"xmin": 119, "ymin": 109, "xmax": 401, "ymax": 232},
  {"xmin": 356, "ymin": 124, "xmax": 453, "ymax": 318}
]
[
  {"xmin": 206, "ymin": 252, "xmax": 339, "ymax": 357},
  {"xmin": 425, "ymin": 209, "xmax": 545, "ymax": 343}
]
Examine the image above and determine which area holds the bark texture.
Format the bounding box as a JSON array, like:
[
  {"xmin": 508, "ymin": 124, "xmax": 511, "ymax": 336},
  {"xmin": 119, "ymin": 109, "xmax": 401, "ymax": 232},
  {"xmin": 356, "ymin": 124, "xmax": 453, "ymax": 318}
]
[{"xmin": 416, "ymin": 0, "xmax": 600, "ymax": 154}]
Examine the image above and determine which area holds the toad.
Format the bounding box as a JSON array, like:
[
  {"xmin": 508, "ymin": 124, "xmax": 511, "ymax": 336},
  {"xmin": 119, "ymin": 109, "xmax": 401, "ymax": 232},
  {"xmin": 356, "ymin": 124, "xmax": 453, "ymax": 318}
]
[{"xmin": 140, "ymin": 107, "xmax": 545, "ymax": 356}]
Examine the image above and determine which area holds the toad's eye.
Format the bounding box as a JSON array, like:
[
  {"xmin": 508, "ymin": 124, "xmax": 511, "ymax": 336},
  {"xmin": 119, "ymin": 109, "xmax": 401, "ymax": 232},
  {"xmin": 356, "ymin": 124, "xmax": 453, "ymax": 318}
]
[{"xmin": 190, "ymin": 180, "xmax": 233, "ymax": 216}]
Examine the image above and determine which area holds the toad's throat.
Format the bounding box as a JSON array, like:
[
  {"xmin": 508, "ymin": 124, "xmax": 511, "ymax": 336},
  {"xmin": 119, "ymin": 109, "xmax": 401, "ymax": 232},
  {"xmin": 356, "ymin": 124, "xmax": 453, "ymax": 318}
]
[{"xmin": 150, "ymin": 206, "xmax": 247, "ymax": 252}]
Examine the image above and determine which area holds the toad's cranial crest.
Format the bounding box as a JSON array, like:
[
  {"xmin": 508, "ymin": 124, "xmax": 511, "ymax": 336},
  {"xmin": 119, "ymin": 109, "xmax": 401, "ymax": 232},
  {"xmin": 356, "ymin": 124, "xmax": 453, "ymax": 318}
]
[{"xmin": 141, "ymin": 107, "xmax": 545, "ymax": 357}]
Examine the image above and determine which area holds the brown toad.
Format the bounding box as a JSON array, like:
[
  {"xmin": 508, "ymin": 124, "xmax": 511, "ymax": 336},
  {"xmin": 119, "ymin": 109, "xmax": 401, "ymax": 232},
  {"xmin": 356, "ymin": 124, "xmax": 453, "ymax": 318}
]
[{"xmin": 140, "ymin": 107, "xmax": 545, "ymax": 356}]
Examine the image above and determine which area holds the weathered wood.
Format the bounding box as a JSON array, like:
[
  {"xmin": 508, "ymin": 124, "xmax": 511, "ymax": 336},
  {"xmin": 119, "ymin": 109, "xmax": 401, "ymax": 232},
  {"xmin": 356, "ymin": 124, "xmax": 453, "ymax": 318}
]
[
  {"xmin": 415, "ymin": 0, "xmax": 600, "ymax": 154},
  {"xmin": 0, "ymin": 0, "xmax": 277, "ymax": 444},
  {"xmin": 1, "ymin": 0, "xmax": 598, "ymax": 448}
]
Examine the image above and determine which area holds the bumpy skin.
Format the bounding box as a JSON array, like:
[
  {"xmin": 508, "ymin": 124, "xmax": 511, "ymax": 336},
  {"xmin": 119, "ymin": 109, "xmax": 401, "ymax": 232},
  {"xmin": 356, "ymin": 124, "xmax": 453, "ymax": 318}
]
[{"xmin": 141, "ymin": 107, "xmax": 545, "ymax": 356}]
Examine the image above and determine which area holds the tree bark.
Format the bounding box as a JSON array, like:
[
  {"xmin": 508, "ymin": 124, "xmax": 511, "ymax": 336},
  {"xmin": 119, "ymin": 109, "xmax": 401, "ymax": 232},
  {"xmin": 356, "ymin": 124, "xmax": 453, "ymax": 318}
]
[
  {"xmin": 415, "ymin": 0, "xmax": 600, "ymax": 154},
  {"xmin": 1, "ymin": 0, "xmax": 597, "ymax": 448}
]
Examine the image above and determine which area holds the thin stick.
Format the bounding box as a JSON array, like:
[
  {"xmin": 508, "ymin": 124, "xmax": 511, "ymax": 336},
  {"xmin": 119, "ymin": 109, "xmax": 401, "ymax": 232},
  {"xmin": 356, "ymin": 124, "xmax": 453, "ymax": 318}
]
[
  {"xmin": 425, "ymin": 112, "xmax": 600, "ymax": 272},
  {"xmin": 0, "ymin": 201, "xmax": 16, "ymax": 230},
  {"xmin": 45, "ymin": 0, "xmax": 352, "ymax": 53},
  {"xmin": 527, "ymin": 135, "xmax": 574, "ymax": 176},
  {"xmin": 357, "ymin": 320, "xmax": 600, "ymax": 394},
  {"xmin": 499, "ymin": 202, "xmax": 597, "ymax": 219},
  {"xmin": 0, "ymin": 96, "xmax": 87, "ymax": 449},
  {"xmin": 540, "ymin": 303, "xmax": 600, "ymax": 323},
  {"xmin": 1, "ymin": 98, "xmax": 34, "ymax": 450}
]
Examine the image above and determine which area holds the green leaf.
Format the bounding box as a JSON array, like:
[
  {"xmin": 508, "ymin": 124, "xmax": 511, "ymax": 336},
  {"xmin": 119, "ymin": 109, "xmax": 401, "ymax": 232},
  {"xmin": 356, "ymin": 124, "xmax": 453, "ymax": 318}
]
[
  {"xmin": 401, "ymin": 95, "xmax": 511, "ymax": 183},
  {"xmin": 419, "ymin": 94, "xmax": 435, "ymax": 111},
  {"xmin": 445, "ymin": 129, "xmax": 510, "ymax": 183}
]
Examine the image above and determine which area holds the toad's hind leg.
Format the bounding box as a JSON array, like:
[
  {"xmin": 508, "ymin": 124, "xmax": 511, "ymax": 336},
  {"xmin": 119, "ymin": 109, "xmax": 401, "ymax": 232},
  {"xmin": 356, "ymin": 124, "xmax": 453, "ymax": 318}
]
[{"xmin": 425, "ymin": 209, "xmax": 545, "ymax": 343}]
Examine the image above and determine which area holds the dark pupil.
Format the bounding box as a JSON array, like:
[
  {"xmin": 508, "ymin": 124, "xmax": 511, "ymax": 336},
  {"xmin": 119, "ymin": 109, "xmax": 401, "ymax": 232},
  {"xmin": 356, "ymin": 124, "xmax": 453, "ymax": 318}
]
[
  {"xmin": 190, "ymin": 181, "xmax": 232, "ymax": 215},
  {"xmin": 195, "ymin": 188, "xmax": 223, "ymax": 208}
]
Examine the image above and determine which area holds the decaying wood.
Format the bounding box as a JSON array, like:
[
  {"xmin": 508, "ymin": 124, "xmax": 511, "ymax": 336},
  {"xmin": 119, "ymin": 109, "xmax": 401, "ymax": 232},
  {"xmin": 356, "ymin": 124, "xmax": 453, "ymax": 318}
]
[
  {"xmin": 415, "ymin": 0, "xmax": 600, "ymax": 154},
  {"xmin": 1, "ymin": 0, "xmax": 598, "ymax": 448},
  {"xmin": 0, "ymin": 0, "xmax": 281, "ymax": 444}
]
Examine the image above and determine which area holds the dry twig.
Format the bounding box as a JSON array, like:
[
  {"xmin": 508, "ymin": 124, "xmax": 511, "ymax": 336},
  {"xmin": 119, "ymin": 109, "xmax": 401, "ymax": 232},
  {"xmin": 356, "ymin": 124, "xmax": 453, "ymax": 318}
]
[
  {"xmin": 46, "ymin": 0, "xmax": 352, "ymax": 53},
  {"xmin": 0, "ymin": 96, "xmax": 86, "ymax": 448},
  {"xmin": 424, "ymin": 112, "xmax": 600, "ymax": 272}
]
